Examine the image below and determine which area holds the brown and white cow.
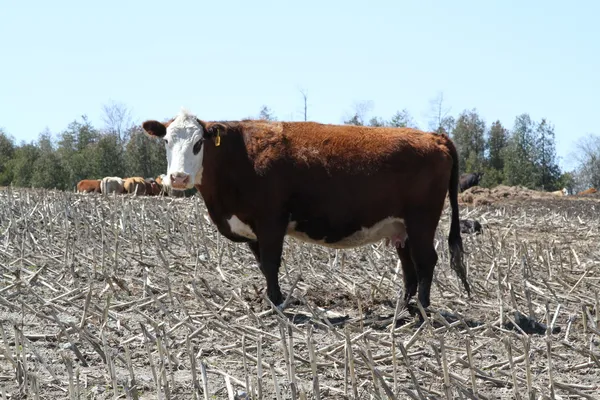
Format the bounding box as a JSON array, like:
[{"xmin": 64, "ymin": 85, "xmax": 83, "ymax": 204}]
[
  {"xmin": 101, "ymin": 177, "xmax": 125, "ymax": 195},
  {"xmin": 77, "ymin": 179, "xmax": 101, "ymax": 193},
  {"xmin": 142, "ymin": 109, "xmax": 471, "ymax": 309}
]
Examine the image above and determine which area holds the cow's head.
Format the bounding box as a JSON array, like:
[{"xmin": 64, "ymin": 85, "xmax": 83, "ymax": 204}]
[{"xmin": 142, "ymin": 109, "xmax": 223, "ymax": 190}]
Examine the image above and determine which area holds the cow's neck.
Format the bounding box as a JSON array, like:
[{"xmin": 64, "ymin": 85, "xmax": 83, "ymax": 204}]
[{"xmin": 195, "ymin": 152, "xmax": 256, "ymax": 231}]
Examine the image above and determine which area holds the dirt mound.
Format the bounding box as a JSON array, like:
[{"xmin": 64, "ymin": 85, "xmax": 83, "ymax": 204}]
[{"xmin": 458, "ymin": 184, "xmax": 558, "ymax": 205}]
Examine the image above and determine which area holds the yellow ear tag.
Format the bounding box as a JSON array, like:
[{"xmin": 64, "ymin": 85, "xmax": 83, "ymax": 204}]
[{"xmin": 215, "ymin": 129, "xmax": 221, "ymax": 147}]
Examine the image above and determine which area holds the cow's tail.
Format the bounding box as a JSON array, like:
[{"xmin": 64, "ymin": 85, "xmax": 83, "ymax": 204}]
[{"xmin": 446, "ymin": 138, "xmax": 471, "ymax": 297}]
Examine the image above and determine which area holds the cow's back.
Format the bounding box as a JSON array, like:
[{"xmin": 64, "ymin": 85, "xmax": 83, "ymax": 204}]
[{"xmin": 241, "ymin": 121, "xmax": 452, "ymax": 175}]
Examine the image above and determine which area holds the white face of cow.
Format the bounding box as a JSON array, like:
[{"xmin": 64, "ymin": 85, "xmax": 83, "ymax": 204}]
[{"xmin": 142, "ymin": 109, "xmax": 206, "ymax": 190}]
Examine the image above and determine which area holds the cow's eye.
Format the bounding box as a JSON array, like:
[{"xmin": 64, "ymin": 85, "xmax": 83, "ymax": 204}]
[
  {"xmin": 193, "ymin": 139, "xmax": 203, "ymax": 155},
  {"xmin": 164, "ymin": 139, "xmax": 168, "ymax": 145}
]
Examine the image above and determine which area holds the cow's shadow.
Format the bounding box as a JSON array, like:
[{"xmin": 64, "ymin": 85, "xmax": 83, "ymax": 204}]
[{"xmin": 277, "ymin": 302, "xmax": 561, "ymax": 336}]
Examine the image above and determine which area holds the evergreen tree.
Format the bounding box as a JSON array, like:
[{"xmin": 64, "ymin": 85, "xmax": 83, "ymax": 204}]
[
  {"xmin": 126, "ymin": 128, "xmax": 154, "ymax": 178},
  {"xmin": 481, "ymin": 120, "xmax": 509, "ymax": 187},
  {"xmin": 368, "ymin": 117, "xmax": 386, "ymax": 127},
  {"xmin": 31, "ymin": 130, "xmax": 65, "ymax": 189},
  {"xmin": 504, "ymin": 114, "xmax": 538, "ymax": 188},
  {"xmin": 94, "ymin": 133, "xmax": 126, "ymax": 179},
  {"xmin": 0, "ymin": 129, "xmax": 16, "ymax": 186},
  {"xmin": 451, "ymin": 109, "xmax": 486, "ymax": 174},
  {"xmin": 389, "ymin": 109, "xmax": 418, "ymax": 128},
  {"xmin": 9, "ymin": 143, "xmax": 39, "ymax": 188},
  {"xmin": 258, "ymin": 105, "xmax": 277, "ymax": 121},
  {"xmin": 487, "ymin": 120, "xmax": 508, "ymax": 171},
  {"xmin": 57, "ymin": 116, "xmax": 100, "ymax": 187},
  {"xmin": 533, "ymin": 119, "xmax": 561, "ymax": 190}
]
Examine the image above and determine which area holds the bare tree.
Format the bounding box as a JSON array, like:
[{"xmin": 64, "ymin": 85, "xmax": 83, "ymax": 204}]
[
  {"xmin": 299, "ymin": 87, "xmax": 308, "ymax": 121},
  {"xmin": 101, "ymin": 100, "xmax": 134, "ymax": 142},
  {"xmin": 342, "ymin": 100, "xmax": 374, "ymax": 126},
  {"xmin": 427, "ymin": 91, "xmax": 453, "ymax": 133},
  {"xmin": 570, "ymin": 133, "xmax": 600, "ymax": 192}
]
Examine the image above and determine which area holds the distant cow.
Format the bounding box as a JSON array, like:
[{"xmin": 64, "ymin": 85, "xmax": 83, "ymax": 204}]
[
  {"xmin": 142, "ymin": 109, "xmax": 472, "ymax": 310},
  {"xmin": 77, "ymin": 179, "xmax": 101, "ymax": 193},
  {"xmin": 459, "ymin": 172, "xmax": 484, "ymax": 192},
  {"xmin": 577, "ymin": 187, "xmax": 597, "ymax": 195},
  {"xmin": 551, "ymin": 188, "xmax": 568, "ymax": 196},
  {"xmin": 144, "ymin": 178, "xmax": 162, "ymax": 196},
  {"xmin": 460, "ymin": 219, "xmax": 482, "ymax": 235},
  {"xmin": 101, "ymin": 177, "xmax": 125, "ymax": 195},
  {"xmin": 124, "ymin": 177, "xmax": 147, "ymax": 195}
]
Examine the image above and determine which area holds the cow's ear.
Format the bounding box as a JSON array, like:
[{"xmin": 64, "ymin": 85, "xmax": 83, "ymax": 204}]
[
  {"xmin": 142, "ymin": 120, "xmax": 167, "ymax": 138},
  {"xmin": 203, "ymin": 122, "xmax": 227, "ymax": 146}
]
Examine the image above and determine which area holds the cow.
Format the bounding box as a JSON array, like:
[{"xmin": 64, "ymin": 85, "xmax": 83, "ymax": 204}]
[
  {"xmin": 124, "ymin": 177, "xmax": 147, "ymax": 196},
  {"xmin": 101, "ymin": 177, "xmax": 125, "ymax": 195},
  {"xmin": 155, "ymin": 174, "xmax": 166, "ymax": 185},
  {"xmin": 459, "ymin": 219, "xmax": 482, "ymax": 235},
  {"xmin": 551, "ymin": 188, "xmax": 568, "ymax": 196},
  {"xmin": 144, "ymin": 178, "xmax": 162, "ymax": 196},
  {"xmin": 459, "ymin": 172, "xmax": 484, "ymax": 192},
  {"xmin": 141, "ymin": 109, "xmax": 472, "ymax": 310},
  {"xmin": 153, "ymin": 174, "xmax": 169, "ymax": 196},
  {"xmin": 577, "ymin": 187, "xmax": 597, "ymax": 195},
  {"xmin": 77, "ymin": 179, "xmax": 101, "ymax": 193}
]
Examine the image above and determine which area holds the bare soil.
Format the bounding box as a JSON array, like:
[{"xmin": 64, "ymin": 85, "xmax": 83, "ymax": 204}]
[{"xmin": 1, "ymin": 186, "xmax": 599, "ymax": 399}]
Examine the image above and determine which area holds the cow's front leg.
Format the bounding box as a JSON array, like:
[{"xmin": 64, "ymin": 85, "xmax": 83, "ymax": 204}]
[{"xmin": 255, "ymin": 219, "xmax": 287, "ymax": 308}]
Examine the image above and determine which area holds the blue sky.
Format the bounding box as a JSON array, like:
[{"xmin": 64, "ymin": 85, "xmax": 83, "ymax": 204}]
[{"xmin": 1, "ymin": 0, "xmax": 598, "ymax": 171}]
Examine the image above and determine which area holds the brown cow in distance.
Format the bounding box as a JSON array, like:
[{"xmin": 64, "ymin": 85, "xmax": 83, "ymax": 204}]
[
  {"xmin": 577, "ymin": 187, "xmax": 597, "ymax": 195},
  {"xmin": 142, "ymin": 109, "xmax": 472, "ymax": 310},
  {"xmin": 124, "ymin": 177, "xmax": 147, "ymax": 195},
  {"xmin": 144, "ymin": 178, "xmax": 162, "ymax": 196},
  {"xmin": 77, "ymin": 179, "xmax": 101, "ymax": 193}
]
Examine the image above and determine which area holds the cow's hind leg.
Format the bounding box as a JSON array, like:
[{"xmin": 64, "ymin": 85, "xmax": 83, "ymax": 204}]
[
  {"xmin": 247, "ymin": 241, "xmax": 260, "ymax": 263},
  {"xmin": 405, "ymin": 219, "xmax": 439, "ymax": 310},
  {"xmin": 396, "ymin": 239, "xmax": 417, "ymax": 306}
]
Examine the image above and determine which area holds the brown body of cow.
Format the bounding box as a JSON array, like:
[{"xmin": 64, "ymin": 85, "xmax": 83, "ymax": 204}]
[
  {"xmin": 577, "ymin": 187, "xmax": 597, "ymax": 195},
  {"xmin": 144, "ymin": 178, "xmax": 163, "ymax": 196},
  {"xmin": 142, "ymin": 114, "xmax": 471, "ymax": 309},
  {"xmin": 77, "ymin": 179, "xmax": 101, "ymax": 193},
  {"xmin": 124, "ymin": 177, "xmax": 147, "ymax": 195}
]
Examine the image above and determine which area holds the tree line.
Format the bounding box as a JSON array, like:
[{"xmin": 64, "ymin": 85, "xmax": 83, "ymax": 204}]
[
  {"xmin": 0, "ymin": 102, "xmax": 167, "ymax": 191},
  {"xmin": 0, "ymin": 97, "xmax": 597, "ymax": 194}
]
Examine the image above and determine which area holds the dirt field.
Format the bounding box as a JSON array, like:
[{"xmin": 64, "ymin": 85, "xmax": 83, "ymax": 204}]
[{"xmin": 1, "ymin": 186, "xmax": 599, "ymax": 399}]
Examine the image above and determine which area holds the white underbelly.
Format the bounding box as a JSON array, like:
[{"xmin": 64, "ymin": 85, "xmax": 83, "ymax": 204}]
[
  {"xmin": 286, "ymin": 217, "xmax": 407, "ymax": 249},
  {"xmin": 227, "ymin": 215, "xmax": 257, "ymax": 240}
]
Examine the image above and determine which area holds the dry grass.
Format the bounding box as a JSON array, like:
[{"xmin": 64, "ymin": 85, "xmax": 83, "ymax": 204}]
[{"xmin": 1, "ymin": 187, "xmax": 599, "ymax": 399}]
